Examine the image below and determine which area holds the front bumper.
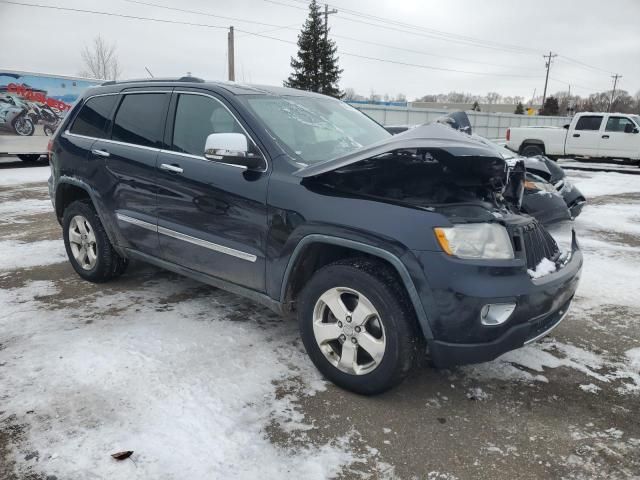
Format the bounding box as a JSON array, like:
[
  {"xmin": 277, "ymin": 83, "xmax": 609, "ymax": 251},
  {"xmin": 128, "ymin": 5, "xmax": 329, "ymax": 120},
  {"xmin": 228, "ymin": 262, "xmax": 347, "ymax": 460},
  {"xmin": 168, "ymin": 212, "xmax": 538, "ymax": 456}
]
[{"xmin": 412, "ymin": 239, "xmax": 582, "ymax": 368}]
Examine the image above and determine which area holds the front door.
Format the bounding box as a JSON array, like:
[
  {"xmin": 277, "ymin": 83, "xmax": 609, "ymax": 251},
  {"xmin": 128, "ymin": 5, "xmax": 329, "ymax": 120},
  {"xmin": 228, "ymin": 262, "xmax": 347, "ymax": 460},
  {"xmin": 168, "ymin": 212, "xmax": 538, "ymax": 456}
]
[
  {"xmin": 94, "ymin": 90, "xmax": 171, "ymax": 256},
  {"xmin": 155, "ymin": 91, "xmax": 268, "ymax": 292},
  {"xmin": 565, "ymin": 114, "xmax": 603, "ymax": 157},
  {"xmin": 600, "ymin": 115, "xmax": 639, "ymax": 159}
]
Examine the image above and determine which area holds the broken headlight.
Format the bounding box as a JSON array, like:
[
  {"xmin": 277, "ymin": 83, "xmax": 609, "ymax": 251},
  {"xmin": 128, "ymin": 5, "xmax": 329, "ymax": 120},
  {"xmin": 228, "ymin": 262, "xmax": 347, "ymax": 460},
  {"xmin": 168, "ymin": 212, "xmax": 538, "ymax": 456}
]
[{"xmin": 434, "ymin": 223, "xmax": 514, "ymax": 260}]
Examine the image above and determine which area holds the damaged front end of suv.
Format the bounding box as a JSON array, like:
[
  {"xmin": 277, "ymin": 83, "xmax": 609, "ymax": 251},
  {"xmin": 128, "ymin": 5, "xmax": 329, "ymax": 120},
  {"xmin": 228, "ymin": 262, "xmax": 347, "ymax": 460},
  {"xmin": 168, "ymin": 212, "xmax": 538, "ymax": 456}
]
[{"xmin": 295, "ymin": 123, "xmax": 582, "ymax": 367}]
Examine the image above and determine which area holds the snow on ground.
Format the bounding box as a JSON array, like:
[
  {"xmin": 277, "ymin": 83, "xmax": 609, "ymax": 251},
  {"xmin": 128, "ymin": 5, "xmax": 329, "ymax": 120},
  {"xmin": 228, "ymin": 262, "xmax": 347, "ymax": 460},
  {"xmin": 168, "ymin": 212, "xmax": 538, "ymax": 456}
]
[
  {"xmin": 0, "ymin": 239, "xmax": 67, "ymax": 270},
  {"xmin": 566, "ymin": 170, "xmax": 640, "ymax": 198},
  {"xmin": 0, "ymin": 277, "xmax": 359, "ymax": 479},
  {"xmin": 0, "ymin": 198, "xmax": 52, "ymax": 224},
  {"xmin": 0, "ymin": 166, "xmax": 50, "ymax": 187}
]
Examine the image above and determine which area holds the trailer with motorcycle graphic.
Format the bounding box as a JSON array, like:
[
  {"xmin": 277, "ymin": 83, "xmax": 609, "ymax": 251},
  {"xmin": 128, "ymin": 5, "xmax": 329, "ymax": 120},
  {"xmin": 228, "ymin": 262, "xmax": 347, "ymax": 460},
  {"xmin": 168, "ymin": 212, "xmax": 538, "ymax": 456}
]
[{"xmin": 0, "ymin": 70, "xmax": 101, "ymax": 160}]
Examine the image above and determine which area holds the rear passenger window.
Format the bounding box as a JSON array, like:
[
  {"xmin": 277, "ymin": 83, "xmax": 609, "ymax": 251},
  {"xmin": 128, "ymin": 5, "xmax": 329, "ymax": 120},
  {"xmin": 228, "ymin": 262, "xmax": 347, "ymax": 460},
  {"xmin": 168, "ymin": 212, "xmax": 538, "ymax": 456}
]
[
  {"xmin": 112, "ymin": 93, "xmax": 168, "ymax": 147},
  {"xmin": 575, "ymin": 116, "xmax": 603, "ymax": 131},
  {"xmin": 69, "ymin": 95, "xmax": 117, "ymax": 138},
  {"xmin": 172, "ymin": 94, "xmax": 244, "ymax": 156}
]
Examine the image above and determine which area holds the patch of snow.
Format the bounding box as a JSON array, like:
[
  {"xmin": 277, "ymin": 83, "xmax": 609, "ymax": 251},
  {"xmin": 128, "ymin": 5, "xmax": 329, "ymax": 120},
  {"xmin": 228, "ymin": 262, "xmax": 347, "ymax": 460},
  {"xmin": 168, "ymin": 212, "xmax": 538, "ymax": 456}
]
[
  {"xmin": 567, "ymin": 171, "xmax": 640, "ymax": 198},
  {"xmin": 527, "ymin": 257, "xmax": 557, "ymax": 279},
  {"xmin": 0, "ymin": 239, "xmax": 67, "ymax": 270},
  {"xmin": 579, "ymin": 383, "xmax": 601, "ymax": 394},
  {"xmin": 0, "ymin": 166, "xmax": 50, "ymax": 186},
  {"xmin": 626, "ymin": 348, "xmax": 640, "ymax": 372},
  {"xmin": 466, "ymin": 387, "xmax": 490, "ymax": 401},
  {"xmin": 0, "ymin": 198, "xmax": 53, "ymax": 225}
]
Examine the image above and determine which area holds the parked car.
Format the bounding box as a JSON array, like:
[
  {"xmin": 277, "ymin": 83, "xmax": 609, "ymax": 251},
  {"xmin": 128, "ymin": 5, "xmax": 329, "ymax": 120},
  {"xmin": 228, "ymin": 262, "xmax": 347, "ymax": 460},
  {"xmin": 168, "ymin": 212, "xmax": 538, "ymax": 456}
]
[
  {"xmin": 48, "ymin": 78, "xmax": 583, "ymax": 394},
  {"xmin": 505, "ymin": 112, "xmax": 640, "ymax": 161}
]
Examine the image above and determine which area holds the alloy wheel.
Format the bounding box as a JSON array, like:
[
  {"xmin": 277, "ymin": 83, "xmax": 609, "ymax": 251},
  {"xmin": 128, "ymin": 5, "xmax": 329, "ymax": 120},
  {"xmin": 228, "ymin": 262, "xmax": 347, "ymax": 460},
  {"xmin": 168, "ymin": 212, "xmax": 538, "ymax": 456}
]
[
  {"xmin": 68, "ymin": 215, "xmax": 98, "ymax": 270},
  {"xmin": 312, "ymin": 287, "xmax": 386, "ymax": 375}
]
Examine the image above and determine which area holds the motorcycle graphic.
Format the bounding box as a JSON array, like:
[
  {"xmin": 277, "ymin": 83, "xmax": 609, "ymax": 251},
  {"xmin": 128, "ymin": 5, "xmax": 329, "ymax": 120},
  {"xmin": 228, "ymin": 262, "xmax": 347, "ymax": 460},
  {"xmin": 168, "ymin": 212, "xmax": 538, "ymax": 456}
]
[{"xmin": 0, "ymin": 95, "xmax": 35, "ymax": 136}]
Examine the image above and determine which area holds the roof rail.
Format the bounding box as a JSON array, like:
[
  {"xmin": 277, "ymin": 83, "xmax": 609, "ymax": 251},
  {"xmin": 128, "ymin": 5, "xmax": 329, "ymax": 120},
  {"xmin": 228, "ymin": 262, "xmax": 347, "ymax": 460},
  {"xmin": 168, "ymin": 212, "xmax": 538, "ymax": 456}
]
[{"xmin": 100, "ymin": 76, "xmax": 205, "ymax": 86}]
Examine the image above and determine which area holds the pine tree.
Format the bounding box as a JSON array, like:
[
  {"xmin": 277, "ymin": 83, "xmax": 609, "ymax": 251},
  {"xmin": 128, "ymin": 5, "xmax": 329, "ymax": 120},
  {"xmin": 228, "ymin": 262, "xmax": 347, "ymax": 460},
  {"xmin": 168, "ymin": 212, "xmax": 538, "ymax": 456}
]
[
  {"xmin": 514, "ymin": 102, "xmax": 525, "ymax": 114},
  {"xmin": 284, "ymin": 0, "xmax": 343, "ymax": 97}
]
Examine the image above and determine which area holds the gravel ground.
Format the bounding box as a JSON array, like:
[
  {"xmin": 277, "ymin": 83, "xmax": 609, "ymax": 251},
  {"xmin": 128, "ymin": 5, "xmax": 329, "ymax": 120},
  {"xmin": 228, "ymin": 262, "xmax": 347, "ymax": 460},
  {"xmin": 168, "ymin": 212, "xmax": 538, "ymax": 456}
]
[{"xmin": 1, "ymin": 163, "xmax": 639, "ymax": 480}]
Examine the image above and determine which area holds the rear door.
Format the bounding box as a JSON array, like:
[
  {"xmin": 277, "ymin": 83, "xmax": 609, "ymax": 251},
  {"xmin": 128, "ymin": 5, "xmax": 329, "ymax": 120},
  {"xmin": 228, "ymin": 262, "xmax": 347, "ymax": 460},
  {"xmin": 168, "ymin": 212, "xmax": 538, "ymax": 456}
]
[
  {"xmin": 565, "ymin": 115, "xmax": 603, "ymax": 157},
  {"xmin": 600, "ymin": 115, "xmax": 639, "ymax": 159},
  {"xmin": 90, "ymin": 90, "xmax": 171, "ymax": 256},
  {"xmin": 155, "ymin": 91, "xmax": 269, "ymax": 291}
]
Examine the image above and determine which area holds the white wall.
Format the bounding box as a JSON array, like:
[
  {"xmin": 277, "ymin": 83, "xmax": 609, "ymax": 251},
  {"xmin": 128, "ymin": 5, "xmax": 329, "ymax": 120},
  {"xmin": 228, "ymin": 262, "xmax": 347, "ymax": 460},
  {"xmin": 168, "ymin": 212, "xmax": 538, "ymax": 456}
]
[{"xmin": 350, "ymin": 104, "xmax": 570, "ymax": 140}]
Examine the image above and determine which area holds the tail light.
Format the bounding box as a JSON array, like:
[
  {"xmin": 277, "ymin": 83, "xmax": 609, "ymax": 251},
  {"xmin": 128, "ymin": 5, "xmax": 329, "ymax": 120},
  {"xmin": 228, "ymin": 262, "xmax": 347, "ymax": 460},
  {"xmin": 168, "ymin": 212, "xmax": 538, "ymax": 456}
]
[
  {"xmin": 47, "ymin": 138, "xmax": 53, "ymax": 162},
  {"xmin": 506, "ymin": 128, "xmax": 511, "ymax": 141}
]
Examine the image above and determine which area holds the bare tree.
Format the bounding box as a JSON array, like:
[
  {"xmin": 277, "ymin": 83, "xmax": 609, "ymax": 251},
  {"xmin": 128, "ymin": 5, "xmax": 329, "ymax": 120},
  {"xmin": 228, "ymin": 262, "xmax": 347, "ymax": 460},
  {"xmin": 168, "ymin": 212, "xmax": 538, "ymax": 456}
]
[{"xmin": 80, "ymin": 35, "xmax": 121, "ymax": 80}]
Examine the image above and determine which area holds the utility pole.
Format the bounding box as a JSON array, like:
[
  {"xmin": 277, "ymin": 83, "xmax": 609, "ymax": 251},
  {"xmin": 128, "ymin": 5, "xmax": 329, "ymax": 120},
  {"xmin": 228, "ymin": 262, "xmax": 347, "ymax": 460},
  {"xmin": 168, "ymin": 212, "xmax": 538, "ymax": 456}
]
[
  {"xmin": 324, "ymin": 3, "xmax": 337, "ymax": 40},
  {"xmin": 227, "ymin": 26, "xmax": 235, "ymax": 82},
  {"xmin": 541, "ymin": 51, "xmax": 557, "ymax": 108},
  {"xmin": 609, "ymin": 73, "xmax": 622, "ymax": 112}
]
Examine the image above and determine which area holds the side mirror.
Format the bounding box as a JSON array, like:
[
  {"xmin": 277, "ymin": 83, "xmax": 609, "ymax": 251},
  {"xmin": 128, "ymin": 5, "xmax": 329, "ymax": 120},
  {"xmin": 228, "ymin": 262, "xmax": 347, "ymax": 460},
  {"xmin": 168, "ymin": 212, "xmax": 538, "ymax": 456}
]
[
  {"xmin": 634, "ymin": 128, "xmax": 640, "ymax": 134},
  {"xmin": 563, "ymin": 124, "xmax": 570, "ymax": 129},
  {"xmin": 204, "ymin": 133, "xmax": 265, "ymax": 170},
  {"xmin": 624, "ymin": 123, "xmax": 638, "ymax": 134}
]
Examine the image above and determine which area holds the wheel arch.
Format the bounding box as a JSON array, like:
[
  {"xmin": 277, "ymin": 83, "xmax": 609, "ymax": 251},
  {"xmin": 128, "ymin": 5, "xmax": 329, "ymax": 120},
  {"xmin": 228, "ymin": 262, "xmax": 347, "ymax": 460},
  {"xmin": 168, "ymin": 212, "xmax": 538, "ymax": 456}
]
[
  {"xmin": 54, "ymin": 177, "xmax": 125, "ymax": 257},
  {"xmin": 280, "ymin": 234, "xmax": 433, "ymax": 339},
  {"xmin": 519, "ymin": 139, "xmax": 546, "ymax": 154}
]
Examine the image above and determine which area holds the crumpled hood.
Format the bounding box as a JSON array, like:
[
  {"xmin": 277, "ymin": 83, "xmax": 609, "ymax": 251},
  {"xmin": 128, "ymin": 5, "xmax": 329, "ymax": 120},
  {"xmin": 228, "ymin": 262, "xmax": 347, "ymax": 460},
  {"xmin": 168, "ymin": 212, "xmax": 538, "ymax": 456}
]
[{"xmin": 293, "ymin": 123, "xmax": 509, "ymax": 178}]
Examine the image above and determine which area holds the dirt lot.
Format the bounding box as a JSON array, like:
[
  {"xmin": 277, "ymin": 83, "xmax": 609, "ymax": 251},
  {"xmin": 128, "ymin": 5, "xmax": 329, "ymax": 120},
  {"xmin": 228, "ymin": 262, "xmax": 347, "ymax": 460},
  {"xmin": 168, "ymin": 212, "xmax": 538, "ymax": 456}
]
[{"xmin": 1, "ymin": 163, "xmax": 639, "ymax": 479}]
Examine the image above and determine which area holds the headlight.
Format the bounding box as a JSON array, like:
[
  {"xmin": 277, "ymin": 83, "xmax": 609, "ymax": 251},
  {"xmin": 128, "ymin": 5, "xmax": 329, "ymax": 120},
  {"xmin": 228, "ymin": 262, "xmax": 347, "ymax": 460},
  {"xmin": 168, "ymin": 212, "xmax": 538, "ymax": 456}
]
[
  {"xmin": 524, "ymin": 175, "xmax": 556, "ymax": 193},
  {"xmin": 434, "ymin": 223, "xmax": 514, "ymax": 260}
]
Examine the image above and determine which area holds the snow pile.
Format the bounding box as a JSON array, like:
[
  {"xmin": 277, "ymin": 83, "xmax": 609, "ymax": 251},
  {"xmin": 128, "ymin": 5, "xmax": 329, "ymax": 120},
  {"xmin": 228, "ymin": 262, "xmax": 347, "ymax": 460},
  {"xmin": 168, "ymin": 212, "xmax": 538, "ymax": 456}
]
[
  {"xmin": 0, "ymin": 198, "xmax": 53, "ymax": 224},
  {"xmin": 527, "ymin": 257, "xmax": 556, "ymax": 279},
  {"xmin": 0, "ymin": 239, "xmax": 67, "ymax": 270},
  {"xmin": 0, "ymin": 166, "xmax": 50, "ymax": 186}
]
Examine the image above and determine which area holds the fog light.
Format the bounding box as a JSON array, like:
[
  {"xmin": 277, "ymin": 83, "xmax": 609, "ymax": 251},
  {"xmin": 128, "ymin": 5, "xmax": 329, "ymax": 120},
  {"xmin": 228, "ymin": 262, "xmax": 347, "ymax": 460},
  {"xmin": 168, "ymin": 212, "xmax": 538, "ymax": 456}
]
[{"xmin": 480, "ymin": 303, "xmax": 516, "ymax": 326}]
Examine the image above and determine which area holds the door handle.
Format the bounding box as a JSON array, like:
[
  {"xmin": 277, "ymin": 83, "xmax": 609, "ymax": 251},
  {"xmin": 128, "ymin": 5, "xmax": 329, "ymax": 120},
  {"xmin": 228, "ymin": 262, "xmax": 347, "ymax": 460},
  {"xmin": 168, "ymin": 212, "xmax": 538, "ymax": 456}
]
[
  {"xmin": 160, "ymin": 163, "xmax": 184, "ymax": 174},
  {"xmin": 91, "ymin": 149, "xmax": 110, "ymax": 158},
  {"xmin": 602, "ymin": 135, "xmax": 610, "ymax": 139},
  {"xmin": 572, "ymin": 134, "xmax": 580, "ymax": 138}
]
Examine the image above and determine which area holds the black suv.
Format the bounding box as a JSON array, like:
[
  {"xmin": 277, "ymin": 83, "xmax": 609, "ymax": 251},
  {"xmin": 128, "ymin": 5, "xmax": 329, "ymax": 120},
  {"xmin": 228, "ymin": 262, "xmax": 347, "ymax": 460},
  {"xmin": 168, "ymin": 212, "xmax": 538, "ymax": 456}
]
[{"xmin": 48, "ymin": 78, "xmax": 582, "ymax": 394}]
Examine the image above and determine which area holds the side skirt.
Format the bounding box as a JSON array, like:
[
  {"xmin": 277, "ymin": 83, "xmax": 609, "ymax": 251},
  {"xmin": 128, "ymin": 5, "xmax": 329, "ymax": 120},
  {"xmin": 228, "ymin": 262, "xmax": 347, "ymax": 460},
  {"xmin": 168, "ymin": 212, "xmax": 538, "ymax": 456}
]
[{"xmin": 124, "ymin": 248, "xmax": 284, "ymax": 316}]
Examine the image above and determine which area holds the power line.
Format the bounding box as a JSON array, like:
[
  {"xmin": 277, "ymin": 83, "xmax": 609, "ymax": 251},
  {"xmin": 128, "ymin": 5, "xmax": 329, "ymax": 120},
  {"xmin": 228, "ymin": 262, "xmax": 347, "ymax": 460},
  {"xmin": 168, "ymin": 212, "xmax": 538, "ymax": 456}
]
[
  {"xmin": 0, "ymin": 0, "xmax": 229, "ymax": 30},
  {"xmin": 1, "ymin": 0, "xmax": 543, "ymax": 80},
  {"xmin": 275, "ymin": 0, "xmax": 540, "ymax": 55},
  {"xmin": 558, "ymin": 55, "xmax": 614, "ymax": 76},
  {"xmin": 128, "ymin": 0, "xmax": 539, "ymax": 72}
]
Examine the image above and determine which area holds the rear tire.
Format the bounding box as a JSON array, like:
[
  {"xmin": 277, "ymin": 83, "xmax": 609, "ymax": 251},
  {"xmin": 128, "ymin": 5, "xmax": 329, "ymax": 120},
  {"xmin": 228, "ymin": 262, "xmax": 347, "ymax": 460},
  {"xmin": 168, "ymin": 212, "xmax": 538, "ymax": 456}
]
[
  {"xmin": 62, "ymin": 199, "xmax": 128, "ymax": 283},
  {"xmin": 521, "ymin": 144, "xmax": 544, "ymax": 157},
  {"xmin": 298, "ymin": 258, "xmax": 420, "ymax": 395}
]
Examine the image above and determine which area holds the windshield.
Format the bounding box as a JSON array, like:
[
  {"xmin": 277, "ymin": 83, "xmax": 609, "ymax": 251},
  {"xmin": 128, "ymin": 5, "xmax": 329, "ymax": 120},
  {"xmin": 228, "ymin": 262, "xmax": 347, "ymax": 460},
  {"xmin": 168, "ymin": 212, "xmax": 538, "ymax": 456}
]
[
  {"xmin": 239, "ymin": 94, "xmax": 391, "ymax": 164},
  {"xmin": 632, "ymin": 115, "xmax": 640, "ymax": 126}
]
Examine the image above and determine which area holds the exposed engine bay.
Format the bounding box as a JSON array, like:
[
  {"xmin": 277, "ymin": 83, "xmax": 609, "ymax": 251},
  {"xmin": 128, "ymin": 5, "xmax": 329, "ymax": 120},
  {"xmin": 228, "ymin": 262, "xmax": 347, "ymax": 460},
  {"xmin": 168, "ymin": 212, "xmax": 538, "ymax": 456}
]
[{"xmin": 307, "ymin": 146, "xmax": 525, "ymax": 219}]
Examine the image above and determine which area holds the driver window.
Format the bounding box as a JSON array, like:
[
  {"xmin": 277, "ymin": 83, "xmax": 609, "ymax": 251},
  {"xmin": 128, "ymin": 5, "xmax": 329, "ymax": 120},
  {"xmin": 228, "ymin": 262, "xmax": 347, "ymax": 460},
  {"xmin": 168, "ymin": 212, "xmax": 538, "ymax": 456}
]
[
  {"xmin": 605, "ymin": 116, "xmax": 634, "ymax": 133},
  {"xmin": 172, "ymin": 94, "xmax": 246, "ymax": 156}
]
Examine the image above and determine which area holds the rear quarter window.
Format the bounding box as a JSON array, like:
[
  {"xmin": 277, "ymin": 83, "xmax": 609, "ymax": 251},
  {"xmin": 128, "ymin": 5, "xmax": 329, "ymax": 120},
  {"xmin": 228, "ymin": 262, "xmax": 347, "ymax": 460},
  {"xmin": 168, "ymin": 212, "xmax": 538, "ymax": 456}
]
[{"xmin": 69, "ymin": 95, "xmax": 118, "ymax": 138}]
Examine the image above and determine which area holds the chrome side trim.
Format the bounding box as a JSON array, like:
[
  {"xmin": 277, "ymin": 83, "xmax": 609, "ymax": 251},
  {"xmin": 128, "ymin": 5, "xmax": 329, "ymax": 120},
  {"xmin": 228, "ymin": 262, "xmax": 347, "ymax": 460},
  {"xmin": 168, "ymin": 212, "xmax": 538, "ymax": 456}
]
[
  {"xmin": 116, "ymin": 212, "xmax": 257, "ymax": 262},
  {"xmin": 159, "ymin": 148, "xmax": 248, "ymax": 170},
  {"xmin": 524, "ymin": 307, "xmax": 570, "ymax": 345},
  {"xmin": 116, "ymin": 213, "xmax": 157, "ymax": 233},
  {"xmin": 65, "ymin": 131, "xmax": 162, "ymax": 153},
  {"xmin": 157, "ymin": 226, "xmax": 257, "ymax": 262}
]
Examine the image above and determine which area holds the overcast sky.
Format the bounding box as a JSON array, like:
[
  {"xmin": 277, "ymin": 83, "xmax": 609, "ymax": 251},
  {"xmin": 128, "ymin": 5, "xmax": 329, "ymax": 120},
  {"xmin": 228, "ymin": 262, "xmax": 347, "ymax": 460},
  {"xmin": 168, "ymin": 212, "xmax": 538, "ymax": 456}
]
[{"xmin": 1, "ymin": 0, "xmax": 639, "ymax": 101}]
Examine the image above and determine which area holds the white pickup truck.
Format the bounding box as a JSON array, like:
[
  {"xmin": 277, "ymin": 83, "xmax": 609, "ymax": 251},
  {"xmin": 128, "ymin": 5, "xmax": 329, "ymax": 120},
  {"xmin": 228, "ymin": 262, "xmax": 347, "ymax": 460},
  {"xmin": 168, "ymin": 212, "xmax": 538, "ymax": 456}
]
[{"xmin": 506, "ymin": 112, "xmax": 640, "ymax": 161}]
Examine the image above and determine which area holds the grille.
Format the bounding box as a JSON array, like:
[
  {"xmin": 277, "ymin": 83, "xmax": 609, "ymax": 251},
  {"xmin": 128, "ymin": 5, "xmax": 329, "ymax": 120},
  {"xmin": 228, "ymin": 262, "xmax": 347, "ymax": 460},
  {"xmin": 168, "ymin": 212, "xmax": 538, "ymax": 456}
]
[{"xmin": 519, "ymin": 221, "xmax": 560, "ymax": 270}]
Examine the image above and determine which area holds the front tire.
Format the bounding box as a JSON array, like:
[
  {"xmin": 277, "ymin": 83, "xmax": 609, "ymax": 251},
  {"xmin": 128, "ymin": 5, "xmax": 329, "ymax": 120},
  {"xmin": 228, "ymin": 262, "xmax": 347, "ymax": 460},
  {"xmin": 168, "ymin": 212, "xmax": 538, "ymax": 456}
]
[
  {"xmin": 12, "ymin": 116, "xmax": 34, "ymax": 136},
  {"xmin": 62, "ymin": 200, "xmax": 128, "ymax": 282},
  {"xmin": 298, "ymin": 259, "xmax": 420, "ymax": 395}
]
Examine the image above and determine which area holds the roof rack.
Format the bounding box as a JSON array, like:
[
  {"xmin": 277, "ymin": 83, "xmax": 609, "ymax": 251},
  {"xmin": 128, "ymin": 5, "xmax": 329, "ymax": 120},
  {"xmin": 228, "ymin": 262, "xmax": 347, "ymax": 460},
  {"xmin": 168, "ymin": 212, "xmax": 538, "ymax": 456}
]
[{"xmin": 101, "ymin": 76, "xmax": 205, "ymax": 86}]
